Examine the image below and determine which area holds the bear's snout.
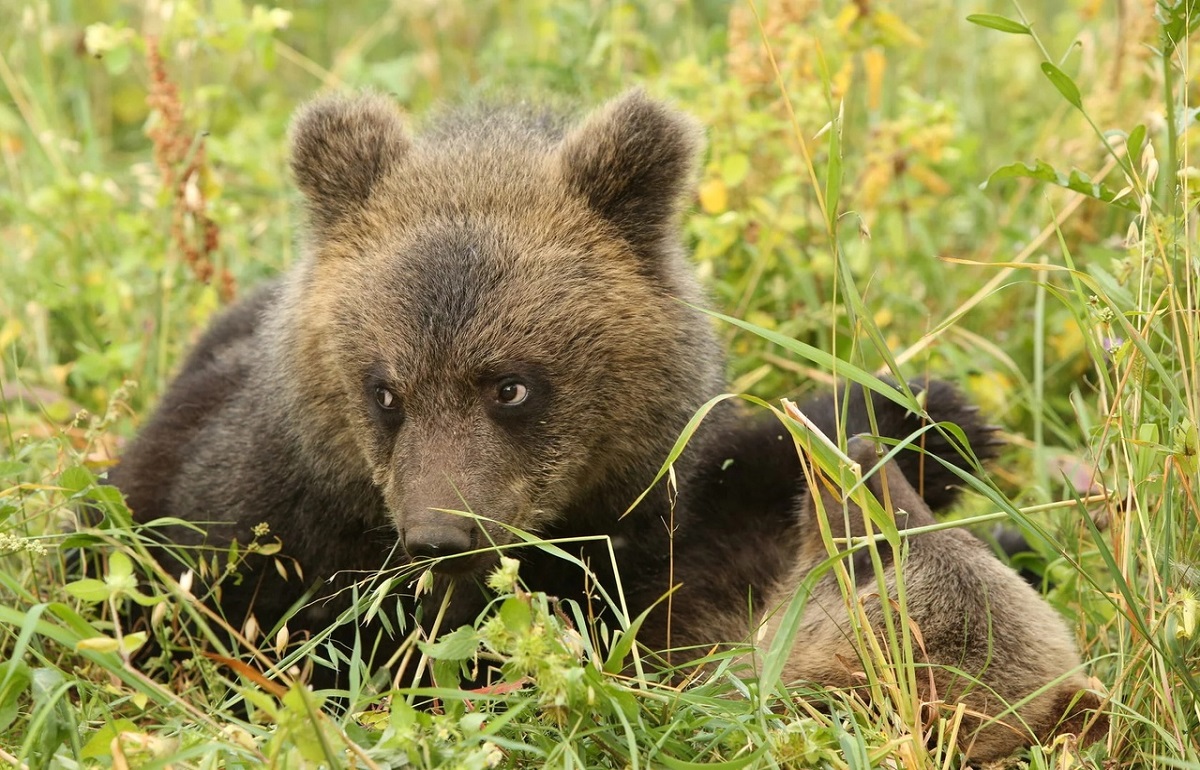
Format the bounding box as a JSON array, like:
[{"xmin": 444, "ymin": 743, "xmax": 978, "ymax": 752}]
[
  {"xmin": 396, "ymin": 484, "xmax": 489, "ymax": 572},
  {"xmin": 403, "ymin": 524, "xmax": 476, "ymax": 563}
]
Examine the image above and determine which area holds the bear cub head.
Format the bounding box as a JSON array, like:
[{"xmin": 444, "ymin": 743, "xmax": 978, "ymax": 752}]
[{"xmin": 272, "ymin": 91, "xmax": 722, "ymax": 572}]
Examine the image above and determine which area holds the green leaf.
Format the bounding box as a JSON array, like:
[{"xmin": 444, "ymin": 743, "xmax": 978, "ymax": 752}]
[
  {"xmin": 86, "ymin": 484, "xmax": 127, "ymax": 508},
  {"xmin": 0, "ymin": 460, "xmax": 28, "ymax": 478},
  {"xmin": 1160, "ymin": 0, "xmax": 1200, "ymax": 56},
  {"xmin": 756, "ymin": 554, "xmax": 832, "ymax": 702},
  {"xmin": 60, "ymin": 533, "xmax": 104, "ymax": 550},
  {"xmin": 1126, "ymin": 123, "xmax": 1146, "ymax": 163},
  {"xmin": 965, "ymin": 13, "xmax": 1031, "ymax": 35},
  {"xmin": 241, "ymin": 686, "xmax": 280, "ymax": 720},
  {"xmin": 1172, "ymin": 418, "xmax": 1199, "ymax": 476},
  {"xmin": 363, "ymin": 576, "xmax": 395, "ymax": 624},
  {"xmin": 57, "ymin": 465, "xmax": 96, "ymax": 494},
  {"xmin": 602, "ymin": 597, "xmax": 659, "ymax": 675},
  {"xmin": 282, "ymin": 693, "xmax": 332, "ymax": 764},
  {"xmin": 30, "ymin": 667, "xmax": 72, "ymax": 759},
  {"xmin": 498, "ymin": 596, "xmax": 532, "ymax": 634},
  {"xmin": 985, "ymin": 159, "xmax": 1139, "ymax": 212},
  {"xmin": 0, "ymin": 660, "xmax": 31, "ymax": 733},
  {"xmin": 1040, "ymin": 62, "xmax": 1082, "ymax": 109},
  {"xmin": 418, "ymin": 626, "xmax": 480, "ymax": 661},
  {"xmin": 126, "ymin": 588, "xmax": 166, "ymax": 607},
  {"xmin": 120, "ymin": 631, "xmax": 148, "ymax": 655},
  {"xmin": 107, "ymin": 550, "xmax": 134, "ymax": 579},
  {"xmin": 81, "ymin": 718, "xmax": 139, "ymax": 759},
  {"xmin": 824, "ymin": 110, "xmax": 843, "ymax": 232},
  {"xmin": 1134, "ymin": 423, "xmax": 1163, "ymax": 487},
  {"xmin": 64, "ymin": 578, "xmax": 111, "ymax": 603}
]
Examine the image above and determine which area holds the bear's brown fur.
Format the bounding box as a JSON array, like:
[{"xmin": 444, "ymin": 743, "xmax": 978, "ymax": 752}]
[
  {"xmin": 110, "ymin": 91, "xmax": 1104, "ymax": 759},
  {"xmin": 750, "ymin": 437, "xmax": 1106, "ymax": 761}
]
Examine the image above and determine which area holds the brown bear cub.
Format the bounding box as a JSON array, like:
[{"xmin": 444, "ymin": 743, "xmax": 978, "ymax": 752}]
[
  {"xmin": 110, "ymin": 90, "xmax": 1102, "ymax": 757},
  {"xmin": 113, "ymin": 90, "xmax": 729, "ymax": 646}
]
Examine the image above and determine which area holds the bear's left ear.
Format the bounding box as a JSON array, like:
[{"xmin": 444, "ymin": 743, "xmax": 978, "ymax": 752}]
[
  {"xmin": 289, "ymin": 92, "xmax": 411, "ymax": 238},
  {"xmin": 558, "ymin": 90, "xmax": 702, "ymax": 252}
]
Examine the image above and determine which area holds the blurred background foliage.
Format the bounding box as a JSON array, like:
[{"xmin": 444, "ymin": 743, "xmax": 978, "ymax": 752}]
[{"xmin": 1, "ymin": 0, "xmax": 1157, "ymax": 433}]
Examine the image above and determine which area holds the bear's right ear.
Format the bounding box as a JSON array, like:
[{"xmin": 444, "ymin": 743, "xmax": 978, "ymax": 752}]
[
  {"xmin": 558, "ymin": 90, "xmax": 702, "ymax": 255},
  {"xmin": 289, "ymin": 93, "xmax": 410, "ymax": 236}
]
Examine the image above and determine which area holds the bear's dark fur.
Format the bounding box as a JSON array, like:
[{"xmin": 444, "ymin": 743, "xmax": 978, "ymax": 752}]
[
  {"xmin": 620, "ymin": 378, "xmax": 999, "ymax": 656},
  {"xmin": 109, "ymin": 91, "xmax": 1101, "ymax": 756}
]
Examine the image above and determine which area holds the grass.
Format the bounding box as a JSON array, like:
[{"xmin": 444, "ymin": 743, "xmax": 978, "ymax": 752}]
[{"xmin": 1, "ymin": 0, "xmax": 1198, "ymax": 767}]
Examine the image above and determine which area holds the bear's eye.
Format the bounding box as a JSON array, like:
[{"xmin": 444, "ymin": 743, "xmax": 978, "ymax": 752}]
[
  {"xmin": 496, "ymin": 380, "xmax": 529, "ymax": 406},
  {"xmin": 375, "ymin": 386, "xmax": 399, "ymax": 410},
  {"xmin": 482, "ymin": 366, "xmax": 547, "ymax": 424},
  {"xmin": 365, "ymin": 376, "xmax": 405, "ymax": 428}
]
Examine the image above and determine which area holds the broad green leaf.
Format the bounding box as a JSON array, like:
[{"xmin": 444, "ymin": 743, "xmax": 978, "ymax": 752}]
[
  {"xmin": 418, "ymin": 625, "xmax": 480, "ymax": 660},
  {"xmin": 498, "ymin": 596, "xmax": 532, "ymax": 634},
  {"xmin": 101, "ymin": 44, "xmax": 133, "ymax": 76},
  {"xmin": 985, "ymin": 159, "xmax": 1140, "ymax": 212},
  {"xmin": 1172, "ymin": 418, "xmax": 1198, "ymax": 476},
  {"xmin": 120, "ymin": 631, "xmax": 148, "ymax": 655},
  {"xmin": 1040, "ymin": 62, "xmax": 1082, "ymax": 109},
  {"xmin": 57, "ymin": 465, "xmax": 95, "ymax": 493},
  {"xmin": 86, "ymin": 484, "xmax": 127, "ymax": 507},
  {"xmin": 1134, "ymin": 423, "xmax": 1163, "ymax": 487},
  {"xmin": 29, "ymin": 667, "xmax": 72, "ymax": 761},
  {"xmin": 241, "ymin": 686, "xmax": 280, "ymax": 720},
  {"xmin": 98, "ymin": 551, "xmax": 139, "ymax": 598},
  {"xmin": 1160, "ymin": 0, "xmax": 1200, "ymax": 56},
  {"xmin": 280, "ymin": 686, "xmax": 335, "ymax": 766},
  {"xmin": 965, "ymin": 13, "xmax": 1031, "ymax": 35},
  {"xmin": 107, "ymin": 550, "xmax": 134, "ymax": 579},
  {"xmin": 81, "ymin": 718, "xmax": 139, "ymax": 759},
  {"xmin": 59, "ymin": 533, "xmax": 103, "ymax": 550},
  {"xmin": 0, "ymin": 660, "xmax": 30, "ymax": 732},
  {"xmin": 64, "ymin": 578, "xmax": 111, "ymax": 603},
  {"xmin": 0, "ymin": 460, "xmax": 27, "ymax": 478}
]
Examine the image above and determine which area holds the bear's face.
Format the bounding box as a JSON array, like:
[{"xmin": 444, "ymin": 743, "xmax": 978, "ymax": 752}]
[{"xmin": 282, "ymin": 92, "xmax": 723, "ymax": 570}]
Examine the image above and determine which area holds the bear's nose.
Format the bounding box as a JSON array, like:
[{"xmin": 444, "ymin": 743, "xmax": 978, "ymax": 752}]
[{"xmin": 404, "ymin": 526, "xmax": 474, "ymax": 561}]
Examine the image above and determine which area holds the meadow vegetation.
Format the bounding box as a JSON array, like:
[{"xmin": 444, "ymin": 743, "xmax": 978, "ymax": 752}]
[{"xmin": 1, "ymin": 0, "xmax": 1198, "ymax": 767}]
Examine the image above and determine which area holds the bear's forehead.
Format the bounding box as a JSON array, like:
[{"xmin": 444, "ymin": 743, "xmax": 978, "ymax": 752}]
[
  {"xmin": 333, "ymin": 225, "xmax": 655, "ymax": 368},
  {"xmin": 359, "ymin": 216, "xmax": 638, "ymax": 306}
]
